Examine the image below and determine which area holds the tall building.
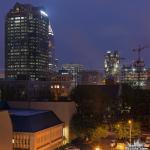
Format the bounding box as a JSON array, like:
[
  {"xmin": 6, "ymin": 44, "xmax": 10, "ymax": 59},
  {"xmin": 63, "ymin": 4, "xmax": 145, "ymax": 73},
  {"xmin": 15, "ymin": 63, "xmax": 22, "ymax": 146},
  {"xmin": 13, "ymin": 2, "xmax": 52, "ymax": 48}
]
[
  {"xmin": 104, "ymin": 50, "xmax": 120, "ymax": 83},
  {"xmin": 61, "ymin": 64, "xmax": 85, "ymax": 86},
  {"xmin": 48, "ymin": 24, "xmax": 58, "ymax": 72},
  {"xmin": 5, "ymin": 3, "xmax": 53, "ymax": 80}
]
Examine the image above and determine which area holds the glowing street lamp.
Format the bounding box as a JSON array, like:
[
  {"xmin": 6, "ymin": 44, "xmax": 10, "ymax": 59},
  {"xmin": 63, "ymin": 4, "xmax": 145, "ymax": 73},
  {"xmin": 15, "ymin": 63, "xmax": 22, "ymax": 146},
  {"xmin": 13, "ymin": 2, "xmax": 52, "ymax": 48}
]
[
  {"xmin": 128, "ymin": 120, "xmax": 132, "ymax": 144},
  {"xmin": 95, "ymin": 147, "xmax": 101, "ymax": 150}
]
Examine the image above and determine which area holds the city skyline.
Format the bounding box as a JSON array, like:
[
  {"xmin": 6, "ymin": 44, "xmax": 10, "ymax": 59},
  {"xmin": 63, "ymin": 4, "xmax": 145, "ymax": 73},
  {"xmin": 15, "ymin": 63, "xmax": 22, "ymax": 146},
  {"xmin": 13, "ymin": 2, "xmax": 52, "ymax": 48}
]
[
  {"xmin": 1, "ymin": 0, "xmax": 150, "ymax": 70},
  {"xmin": 0, "ymin": 1, "xmax": 150, "ymax": 149}
]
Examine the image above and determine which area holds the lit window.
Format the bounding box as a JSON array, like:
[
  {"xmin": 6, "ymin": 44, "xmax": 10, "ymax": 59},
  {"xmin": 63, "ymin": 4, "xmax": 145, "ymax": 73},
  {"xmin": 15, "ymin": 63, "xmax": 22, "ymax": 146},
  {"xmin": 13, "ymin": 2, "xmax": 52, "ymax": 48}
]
[{"xmin": 15, "ymin": 17, "xmax": 20, "ymax": 20}]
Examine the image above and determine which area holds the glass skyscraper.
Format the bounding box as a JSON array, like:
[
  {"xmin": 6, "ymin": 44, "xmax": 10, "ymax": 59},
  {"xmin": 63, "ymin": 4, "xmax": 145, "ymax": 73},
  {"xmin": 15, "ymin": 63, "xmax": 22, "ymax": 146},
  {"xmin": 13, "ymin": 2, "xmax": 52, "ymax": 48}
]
[
  {"xmin": 5, "ymin": 3, "xmax": 53, "ymax": 80},
  {"xmin": 104, "ymin": 50, "xmax": 120, "ymax": 83},
  {"xmin": 48, "ymin": 26, "xmax": 58, "ymax": 72}
]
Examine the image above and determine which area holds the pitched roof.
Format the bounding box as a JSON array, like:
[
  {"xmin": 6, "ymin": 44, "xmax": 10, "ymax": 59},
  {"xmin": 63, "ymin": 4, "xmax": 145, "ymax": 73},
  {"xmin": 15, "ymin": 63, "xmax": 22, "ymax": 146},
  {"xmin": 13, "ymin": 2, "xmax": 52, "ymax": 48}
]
[{"xmin": 9, "ymin": 109, "xmax": 63, "ymax": 132}]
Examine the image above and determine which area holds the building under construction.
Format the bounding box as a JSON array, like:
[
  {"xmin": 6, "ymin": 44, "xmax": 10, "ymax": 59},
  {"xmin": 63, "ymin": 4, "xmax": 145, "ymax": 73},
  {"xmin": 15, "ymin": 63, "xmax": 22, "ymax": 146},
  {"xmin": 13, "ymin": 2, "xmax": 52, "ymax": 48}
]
[
  {"xmin": 121, "ymin": 45, "xmax": 149, "ymax": 88},
  {"xmin": 121, "ymin": 61, "xmax": 148, "ymax": 87}
]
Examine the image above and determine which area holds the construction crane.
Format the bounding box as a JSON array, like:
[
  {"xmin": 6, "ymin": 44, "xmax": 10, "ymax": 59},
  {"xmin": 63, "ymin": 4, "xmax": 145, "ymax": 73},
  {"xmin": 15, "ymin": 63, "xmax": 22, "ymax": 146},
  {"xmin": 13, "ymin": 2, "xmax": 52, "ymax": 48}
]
[
  {"xmin": 132, "ymin": 44, "xmax": 150, "ymax": 87},
  {"xmin": 132, "ymin": 44, "xmax": 150, "ymax": 61}
]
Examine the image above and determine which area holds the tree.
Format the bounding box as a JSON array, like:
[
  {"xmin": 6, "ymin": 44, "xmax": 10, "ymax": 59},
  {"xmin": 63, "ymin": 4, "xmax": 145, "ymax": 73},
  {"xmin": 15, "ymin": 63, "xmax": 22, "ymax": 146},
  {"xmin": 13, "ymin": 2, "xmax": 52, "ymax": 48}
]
[
  {"xmin": 71, "ymin": 112, "xmax": 102, "ymax": 139},
  {"xmin": 91, "ymin": 125, "xmax": 109, "ymax": 142},
  {"xmin": 114, "ymin": 121, "xmax": 141, "ymax": 140},
  {"xmin": 118, "ymin": 85, "xmax": 150, "ymax": 131},
  {"xmin": 70, "ymin": 85, "xmax": 116, "ymax": 118},
  {"xmin": 128, "ymin": 89, "xmax": 150, "ymax": 131},
  {"xmin": 70, "ymin": 85, "xmax": 121, "ymax": 139}
]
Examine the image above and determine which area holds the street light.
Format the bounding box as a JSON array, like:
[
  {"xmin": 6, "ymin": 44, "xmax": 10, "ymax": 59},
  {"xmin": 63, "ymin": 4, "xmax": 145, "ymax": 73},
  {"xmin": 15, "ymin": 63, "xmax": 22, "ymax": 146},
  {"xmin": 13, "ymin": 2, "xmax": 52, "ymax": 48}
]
[
  {"xmin": 95, "ymin": 147, "xmax": 101, "ymax": 150},
  {"xmin": 128, "ymin": 120, "xmax": 132, "ymax": 144}
]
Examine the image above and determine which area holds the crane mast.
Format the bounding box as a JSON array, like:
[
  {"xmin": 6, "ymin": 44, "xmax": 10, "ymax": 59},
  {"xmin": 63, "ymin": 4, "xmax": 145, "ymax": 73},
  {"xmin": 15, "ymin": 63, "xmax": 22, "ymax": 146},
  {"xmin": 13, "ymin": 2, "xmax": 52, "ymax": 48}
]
[{"xmin": 132, "ymin": 45, "xmax": 149, "ymax": 87}]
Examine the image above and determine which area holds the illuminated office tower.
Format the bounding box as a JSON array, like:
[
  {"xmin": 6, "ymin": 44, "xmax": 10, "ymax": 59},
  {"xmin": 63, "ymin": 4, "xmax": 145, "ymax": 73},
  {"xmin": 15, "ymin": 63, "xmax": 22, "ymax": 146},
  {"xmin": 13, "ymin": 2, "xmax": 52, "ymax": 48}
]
[
  {"xmin": 104, "ymin": 50, "xmax": 120, "ymax": 83},
  {"xmin": 48, "ymin": 24, "xmax": 58, "ymax": 72},
  {"xmin": 5, "ymin": 3, "xmax": 50, "ymax": 80}
]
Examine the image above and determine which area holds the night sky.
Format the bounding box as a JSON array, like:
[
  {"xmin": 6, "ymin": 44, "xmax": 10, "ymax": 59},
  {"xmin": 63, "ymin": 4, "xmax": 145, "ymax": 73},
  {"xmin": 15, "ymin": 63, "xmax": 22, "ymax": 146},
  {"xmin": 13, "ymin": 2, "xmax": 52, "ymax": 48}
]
[{"xmin": 1, "ymin": 0, "xmax": 150, "ymax": 71}]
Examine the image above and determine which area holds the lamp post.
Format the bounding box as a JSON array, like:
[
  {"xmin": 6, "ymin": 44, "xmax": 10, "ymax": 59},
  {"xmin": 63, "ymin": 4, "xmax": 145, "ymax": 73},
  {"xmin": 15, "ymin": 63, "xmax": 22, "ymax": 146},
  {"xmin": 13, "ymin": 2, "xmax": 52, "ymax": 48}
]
[
  {"xmin": 128, "ymin": 120, "xmax": 132, "ymax": 144},
  {"xmin": 95, "ymin": 146, "xmax": 100, "ymax": 150}
]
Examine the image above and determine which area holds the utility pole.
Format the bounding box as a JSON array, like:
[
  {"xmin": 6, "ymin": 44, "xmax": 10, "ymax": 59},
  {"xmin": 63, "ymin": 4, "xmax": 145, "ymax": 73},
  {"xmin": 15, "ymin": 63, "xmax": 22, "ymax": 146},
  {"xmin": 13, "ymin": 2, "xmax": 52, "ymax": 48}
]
[{"xmin": 128, "ymin": 120, "xmax": 132, "ymax": 144}]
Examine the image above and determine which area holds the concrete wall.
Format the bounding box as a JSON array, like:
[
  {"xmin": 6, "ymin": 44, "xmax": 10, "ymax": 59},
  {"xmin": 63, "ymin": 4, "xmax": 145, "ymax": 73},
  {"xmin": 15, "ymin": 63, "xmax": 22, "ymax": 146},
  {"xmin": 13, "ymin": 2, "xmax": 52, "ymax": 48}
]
[
  {"xmin": 8, "ymin": 101, "xmax": 76, "ymax": 142},
  {"xmin": 0, "ymin": 110, "xmax": 12, "ymax": 150}
]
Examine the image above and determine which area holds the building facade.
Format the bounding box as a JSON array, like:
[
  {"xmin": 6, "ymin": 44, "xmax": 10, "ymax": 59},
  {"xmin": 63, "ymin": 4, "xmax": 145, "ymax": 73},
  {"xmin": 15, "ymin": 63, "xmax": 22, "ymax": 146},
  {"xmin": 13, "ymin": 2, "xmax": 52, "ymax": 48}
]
[
  {"xmin": 104, "ymin": 51, "xmax": 120, "ymax": 83},
  {"xmin": 61, "ymin": 64, "xmax": 85, "ymax": 87},
  {"xmin": 0, "ymin": 110, "xmax": 13, "ymax": 150},
  {"xmin": 50, "ymin": 71, "xmax": 74, "ymax": 99},
  {"xmin": 10, "ymin": 109, "xmax": 64, "ymax": 150},
  {"xmin": 5, "ymin": 3, "xmax": 52, "ymax": 80},
  {"xmin": 121, "ymin": 61, "xmax": 148, "ymax": 88},
  {"xmin": 0, "ymin": 80, "xmax": 51, "ymax": 101},
  {"xmin": 78, "ymin": 70, "xmax": 103, "ymax": 85},
  {"xmin": 0, "ymin": 70, "xmax": 5, "ymax": 79},
  {"xmin": 8, "ymin": 101, "xmax": 77, "ymax": 143},
  {"xmin": 48, "ymin": 24, "xmax": 57, "ymax": 72},
  {"xmin": 146, "ymin": 69, "xmax": 150, "ymax": 89}
]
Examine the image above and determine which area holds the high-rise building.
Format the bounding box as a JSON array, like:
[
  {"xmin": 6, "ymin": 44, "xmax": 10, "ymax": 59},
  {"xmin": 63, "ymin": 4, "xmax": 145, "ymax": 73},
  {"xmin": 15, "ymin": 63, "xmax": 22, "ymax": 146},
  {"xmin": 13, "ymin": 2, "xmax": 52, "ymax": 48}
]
[
  {"xmin": 5, "ymin": 3, "xmax": 53, "ymax": 80},
  {"xmin": 48, "ymin": 24, "xmax": 58, "ymax": 72},
  {"xmin": 61, "ymin": 64, "xmax": 85, "ymax": 86},
  {"xmin": 104, "ymin": 50, "xmax": 120, "ymax": 83}
]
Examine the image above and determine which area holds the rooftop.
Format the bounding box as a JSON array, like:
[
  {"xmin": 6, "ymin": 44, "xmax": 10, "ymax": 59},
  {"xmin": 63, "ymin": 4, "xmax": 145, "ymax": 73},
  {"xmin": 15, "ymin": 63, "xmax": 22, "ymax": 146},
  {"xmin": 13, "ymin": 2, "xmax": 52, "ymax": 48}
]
[
  {"xmin": 9, "ymin": 109, "xmax": 63, "ymax": 132},
  {"xmin": 9, "ymin": 109, "xmax": 48, "ymax": 116}
]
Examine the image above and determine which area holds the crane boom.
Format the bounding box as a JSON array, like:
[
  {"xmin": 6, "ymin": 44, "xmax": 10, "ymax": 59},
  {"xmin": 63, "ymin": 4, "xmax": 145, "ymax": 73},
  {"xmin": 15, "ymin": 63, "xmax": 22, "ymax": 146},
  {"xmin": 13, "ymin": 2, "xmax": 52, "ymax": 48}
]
[
  {"xmin": 132, "ymin": 44, "xmax": 150, "ymax": 60},
  {"xmin": 132, "ymin": 44, "xmax": 150, "ymax": 88}
]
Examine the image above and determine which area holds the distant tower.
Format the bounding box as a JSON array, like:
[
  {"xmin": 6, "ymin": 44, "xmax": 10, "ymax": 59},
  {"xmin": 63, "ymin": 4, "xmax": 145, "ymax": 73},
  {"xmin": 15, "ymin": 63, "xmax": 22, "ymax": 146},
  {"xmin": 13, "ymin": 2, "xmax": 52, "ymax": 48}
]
[
  {"xmin": 104, "ymin": 50, "xmax": 120, "ymax": 83},
  {"xmin": 48, "ymin": 23, "xmax": 58, "ymax": 72},
  {"xmin": 5, "ymin": 3, "xmax": 51, "ymax": 80}
]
